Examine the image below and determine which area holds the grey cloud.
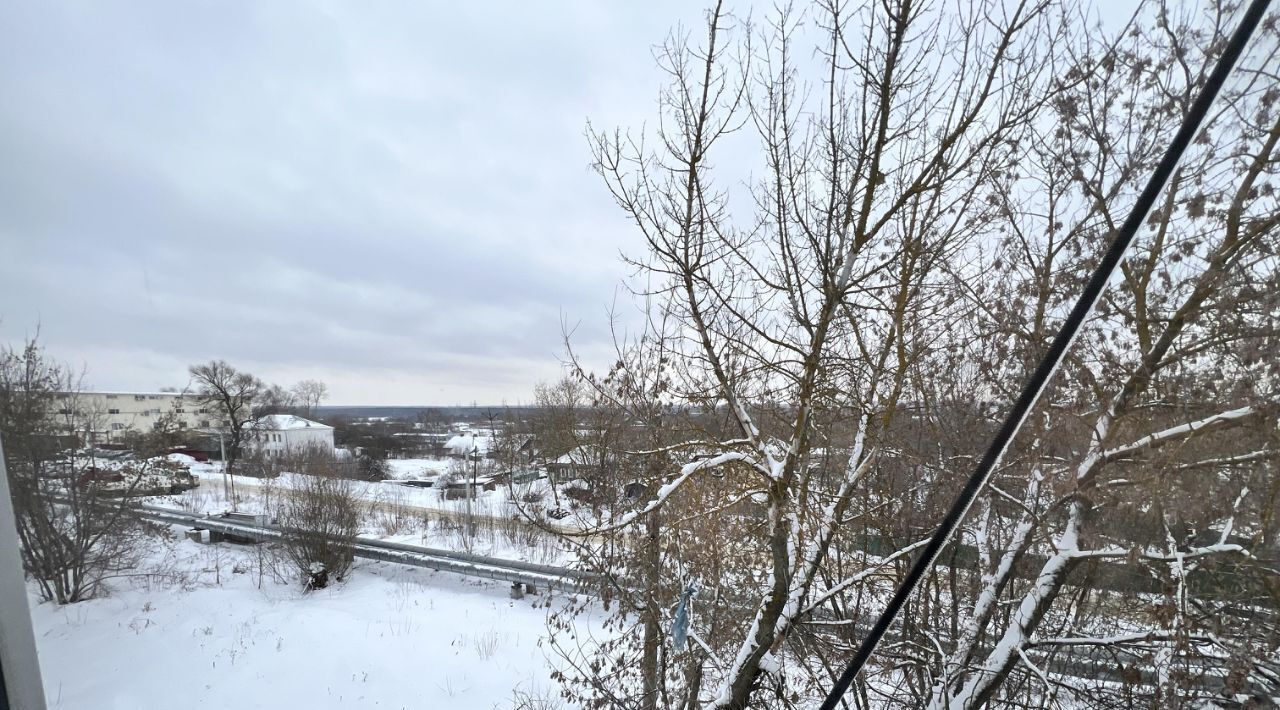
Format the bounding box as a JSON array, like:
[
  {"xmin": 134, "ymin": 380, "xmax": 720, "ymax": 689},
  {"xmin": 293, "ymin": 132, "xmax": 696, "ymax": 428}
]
[{"xmin": 1, "ymin": 0, "xmax": 707, "ymax": 403}]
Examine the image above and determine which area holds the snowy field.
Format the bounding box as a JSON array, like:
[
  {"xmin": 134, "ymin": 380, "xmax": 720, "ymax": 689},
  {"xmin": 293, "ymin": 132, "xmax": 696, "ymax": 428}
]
[
  {"xmin": 150, "ymin": 467, "xmax": 573, "ymax": 567},
  {"xmin": 30, "ymin": 532, "xmax": 587, "ymax": 709},
  {"xmin": 383, "ymin": 457, "xmax": 456, "ymax": 480},
  {"xmin": 175, "ymin": 459, "xmax": 548, "ymax": 524}
]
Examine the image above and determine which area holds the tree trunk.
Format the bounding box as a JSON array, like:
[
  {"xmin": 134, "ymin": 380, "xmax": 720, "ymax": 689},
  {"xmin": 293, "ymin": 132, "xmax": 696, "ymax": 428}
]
[{"xmin": 641, "ymin": 509, "xmax": 661, "ymax": 710}]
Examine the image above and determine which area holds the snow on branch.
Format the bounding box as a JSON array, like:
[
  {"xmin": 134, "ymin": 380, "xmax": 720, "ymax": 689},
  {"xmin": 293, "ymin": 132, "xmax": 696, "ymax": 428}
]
[
  {"xmin": 618, "ymin": 438, "xmax": 753, "ymax": 456},
  {"xmin": 711, "ymin": 420, "xmax": 873, "ymax": 708},
  {"xmin": 1016, "ymin": 647, "xmax": 1055, "ymax": 696},
  {"xmin": 729, "ymin": 397, "xmax": 785, "ymax": 479},
  {"xmin": 781, "ymin": 429, "xmax": 877, "ymax": 624},
  {"xmin": 1099, "ymin": 405, "xmax": 1265, "ymax": 466},
  {"xmin": 568, "ymin": 451, "xmax": 759, "ymax": 535},
  {"xmin": 1217, "ymin": 487, "xmax": 1249, "ymax": 545},
  {"xmin": 943, "ymin": 469, "xmax": 1043, "ymax": 678},
  {"xmin": 1066, "ymin": 542, "xmax": 1249, "ymax": 562},
  {"xmin": 938, "ymin": 505, "xmax": 1085, "ymax": 710},
  {"xmin": 802, "ymin": 537, "xmax": 931, "ymax": 616},
  {"xmin": 1175, "ymin": 449, "xmax": 1279, "ymax": 471},
  {"xmin": 663, "ymin": 487, "xmax": 769, "ymax": 527},
  {"xmin": 1029, "ymin": 630, "xmax": 1214, "ymax": 647}
]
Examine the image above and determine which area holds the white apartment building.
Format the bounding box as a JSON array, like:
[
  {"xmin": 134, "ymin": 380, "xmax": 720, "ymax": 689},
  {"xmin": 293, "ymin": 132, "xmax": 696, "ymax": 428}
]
[
  {"xmin": 244, "ymin": 414, "xmax": 335, "ymax": 458},
  {"xmin": 54, "ymin": 391, "xmax": 224, "ymax": 442}
]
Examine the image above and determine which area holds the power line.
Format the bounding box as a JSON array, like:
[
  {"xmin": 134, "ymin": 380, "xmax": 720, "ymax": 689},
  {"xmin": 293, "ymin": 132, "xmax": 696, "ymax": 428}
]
[{"xmin": 818, "ymin": 0, "xmax": 1275, "ymax": 706}]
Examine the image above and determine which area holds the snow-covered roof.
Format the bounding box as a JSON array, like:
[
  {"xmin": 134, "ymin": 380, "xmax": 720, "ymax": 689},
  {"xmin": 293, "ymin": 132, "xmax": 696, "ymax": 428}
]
[
  {"xmin": 247, "ymin": 414, "xmax": 334, "ymax": 431},
  {"xmin": 552, "ymin": 444, "xmax": 606, "ymax": 466},
  {"xmin": 444, "ymin": 434, "xmax": 491, "ymax": 455}
]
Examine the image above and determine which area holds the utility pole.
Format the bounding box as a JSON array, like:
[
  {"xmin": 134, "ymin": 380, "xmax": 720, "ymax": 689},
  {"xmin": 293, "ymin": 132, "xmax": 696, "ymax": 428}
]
[
  {"xmin": 86, "ymin": 424, "xmax": 96, "ymax": 473},
  {"xmin": 484, "ymin": 406, "xmax": 503, "ymax": 487},
  {"xmin": 468, "ymin": 432, "xmax": 478, "ymax": 536},
  {"xmin": 217, "ymin": 430, "xmax": 233, "ymax": 502}
]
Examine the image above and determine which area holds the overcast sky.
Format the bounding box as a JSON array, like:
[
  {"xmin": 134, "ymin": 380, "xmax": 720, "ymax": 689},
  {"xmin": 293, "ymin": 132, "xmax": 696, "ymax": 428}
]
[
  {"xmin": 1, "ymin": 2, "xmax": 1145, "ymax": 407},
  {"xmin": 0, "ymin": 1, "xmax": 716, "ymax": 405}
]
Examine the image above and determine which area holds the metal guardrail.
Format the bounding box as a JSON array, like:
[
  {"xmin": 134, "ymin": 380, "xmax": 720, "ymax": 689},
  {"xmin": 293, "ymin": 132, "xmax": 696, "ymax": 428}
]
[{"xmin": 135, "ymin": 504, "xmax": 593, "ymax": 593}]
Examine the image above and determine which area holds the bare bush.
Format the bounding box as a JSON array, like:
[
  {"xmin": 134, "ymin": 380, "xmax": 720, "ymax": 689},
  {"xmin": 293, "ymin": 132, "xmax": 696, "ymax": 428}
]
[
  {"xmin": 509, "ymin": 685, "xmax": 563, "ymax": 710},
  {"xmin": 355, "ymin": 451, "xmax": 389, "ymax": 481},
  {"xmin": 275, "ymin": 461, "xmax": 360, "ymax": 590},
  {"xmin": 370, "ymin": 488, "xmax": 415, "ymax": 537},
  {"xmin": 0, "ymin": 337, "xmax": 146, "ymax": 604}
]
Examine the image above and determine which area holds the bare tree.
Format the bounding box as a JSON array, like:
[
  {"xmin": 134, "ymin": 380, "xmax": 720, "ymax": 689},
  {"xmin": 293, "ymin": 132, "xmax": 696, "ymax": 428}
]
[
  {"xmin": 188, "ymin": 360, "xmax": 263, "ymax": 472},
  {"xmin": 291, "ymin": 379, "xmax": 328, "ymax": 417},
  {"xmin": 255, "ymin": 382, "xmax": 296, "ymax": 417},
  {"xmin": 531, "ymin": 377, "xmax": 590, "ymax": 508},
  {"xmin": 922, "ymin": 3, "xmax": 1280, "ymax": 707},
  {"xmin": 548, "ymin": 310, "xmax": 730, "ymax": 710},
  {"xmin": 531, "ymin": 378, "xmax": 587, "ymax": 460},
  {"xmin": 0, "ymin": 338, "xmax": 145, "ymax": 604},
  {"xmin": 563, "ymin": 0, "xmax": 1078, "ymax": 705}
]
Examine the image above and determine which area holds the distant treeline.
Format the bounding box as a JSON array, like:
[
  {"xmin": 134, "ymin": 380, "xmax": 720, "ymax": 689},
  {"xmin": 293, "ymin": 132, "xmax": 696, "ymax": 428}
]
[{"xmin": 314, "ymin": 405, "xmax": 544, "ymax": 421}]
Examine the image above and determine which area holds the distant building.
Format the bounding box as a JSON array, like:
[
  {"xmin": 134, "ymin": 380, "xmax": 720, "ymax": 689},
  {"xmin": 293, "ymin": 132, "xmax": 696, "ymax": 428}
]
[
  {"xmin": 546, "ymin": 444, "xmax": 610, "ymax": 478},
  {"xmin": 444, "ymin": 433, "xmax": 490, "ymax": 459},
  {"xmin": 54, "ymin": 391, "xmax": 222, "ymax": 442},
  {"xmin": 244, "ymin": 415, "xmax": 335, "ymax": 459}
]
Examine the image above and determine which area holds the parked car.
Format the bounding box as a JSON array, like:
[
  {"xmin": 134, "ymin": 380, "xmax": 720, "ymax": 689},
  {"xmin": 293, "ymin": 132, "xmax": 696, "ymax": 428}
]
[
  {"xmin": 75, "ymin": 460, "xmax": 199, "ymax": 497},
  {"xmin": 75, "ymin": 468, "xmax": 126, "ymax": 489}
]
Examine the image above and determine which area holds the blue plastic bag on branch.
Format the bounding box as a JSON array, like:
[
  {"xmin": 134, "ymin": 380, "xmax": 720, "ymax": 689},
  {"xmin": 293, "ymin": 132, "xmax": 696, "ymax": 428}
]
[{"xmin": 671, "ymin": 580, "xmax": 698, "ymax": 651}]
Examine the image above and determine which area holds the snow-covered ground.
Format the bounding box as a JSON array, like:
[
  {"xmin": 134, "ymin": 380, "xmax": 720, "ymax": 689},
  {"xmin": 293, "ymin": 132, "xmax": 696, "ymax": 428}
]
[
  {"xmin": 30, "ymin": 533, "xmax": 590, "ymax": 709},
  {"xmin": 178, "ymin": 460, "xmax": 546, "ymax": 520},
  {"xmin": 383, "ymin": 456, "xmax": 456, "ymax": 480}
]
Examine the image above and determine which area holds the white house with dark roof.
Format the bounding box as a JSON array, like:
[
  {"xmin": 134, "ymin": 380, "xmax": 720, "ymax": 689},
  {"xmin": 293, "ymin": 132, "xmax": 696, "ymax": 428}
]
[{"xmin": 244, "ymin": 414, "xmax": 334, "ymax": 458}]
